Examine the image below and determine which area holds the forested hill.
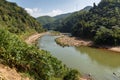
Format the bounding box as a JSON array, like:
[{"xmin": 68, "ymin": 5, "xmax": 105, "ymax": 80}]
[
  {"xmin": 37, "ymin": 16, "xmax": 55, "ymax": 25},
  {"xmin": 41, "ymin": 6, "xmax": 92, "ymax": 31},
  {"xmin": 37, "ymin": 13, "xmax": 72, "ymax": 29},
  {"xmin": 53, "ymin": 6, "xmax": 92, "ymax": 32},
  {"xmin": 53, "ymin": 0, "xmax": 120, "ymax": 46},
  {"xmin": 0, "ymin": 0, "xmax": 44, "ymax": 34},
  {"xmin": 71, "ymin": 0, "xmax": 120, "ymax": 46},
  {"xmin": 54, "ymin": 13, "xmax": 72, "ymax": 20}
]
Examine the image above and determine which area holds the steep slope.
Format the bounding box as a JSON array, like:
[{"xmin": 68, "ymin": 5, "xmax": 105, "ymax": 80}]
[
  {"xmin": 43, "ymin": 6, "xmax": 92, "ymax": 31},
  {"xmin": 72, "ymin": 0, "xmax": 120, "ymax": 45},
  {"xmin": 0, "ymin": 28, "xmax": 81, "ymax": 80},
  {"xmin": 81, "ymin": 6, "xmax": 93, "ymax": 11},
  {"xmin": 0, "ymin": 0, "xmax": 80, "ymax": 80},
  {"xmin": 0, "ymin": 29, "xmax": 69, "ymax": 80},
  {"xmin": 0, "ymin": 0, "xmax": 43, "ymax": 34},
  {"xmin": 51, "ymin": 0, "xmax": 120, "ymax": 46},
  {"xmin": 0, "ymin": 64, "xmax": 31, "ymax": 80}
]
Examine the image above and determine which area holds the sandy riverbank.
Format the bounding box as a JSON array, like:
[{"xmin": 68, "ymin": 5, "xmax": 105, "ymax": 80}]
[
  {"xmin": 108, "ymin": 47, "xmax": 120, "ymax": 53},
  {"xmin": 56, "ymin": 35, "xmax": 120, "ymax": 53},
  {"xmin": 25, "ymin": 32, "xmax": 48, "ymax": 44},
  {"xmin": 56, "ymin": 35, "xmax": 93, "ymax": 47}
]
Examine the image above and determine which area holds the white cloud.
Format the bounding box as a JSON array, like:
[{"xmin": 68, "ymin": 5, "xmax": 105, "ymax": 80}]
[
  {"xmin": 25, "ymin": 8, "xmax": 63, "ymax": 17},
  {"xmin": 25, "ymin": 8, "xmax": 41, "ymax": 18}
]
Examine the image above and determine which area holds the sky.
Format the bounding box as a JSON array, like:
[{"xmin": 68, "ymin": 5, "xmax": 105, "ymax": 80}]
[{"xmin": 7, "ymin": 0, "xmax": 101, "ymax": 17}]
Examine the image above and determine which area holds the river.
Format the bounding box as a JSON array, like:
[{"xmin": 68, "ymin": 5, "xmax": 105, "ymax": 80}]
[{"xmin": 38, "ymin": 34, "xmax": 120, "ymax": 80}]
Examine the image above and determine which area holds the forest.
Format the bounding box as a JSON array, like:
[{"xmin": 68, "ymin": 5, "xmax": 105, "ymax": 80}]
[
  {"xmin": 72, "ymin": 0, "xmax": 120, "ymax": 46},
  {"xmin": 38, "ymin": 0, "xmax": 120, "ymax": 46},
  {"xmin": 0, "ymin": 0, "xmax": 43, "ymax": 34}
]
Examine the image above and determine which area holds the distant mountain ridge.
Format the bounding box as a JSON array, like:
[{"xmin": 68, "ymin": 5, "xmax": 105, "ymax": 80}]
[
  {"xmin": 37, "ymin": 6, "xmax": 92, "ymax": 31},
  {"xmin": 37, "ymin": 16, "xmax": 55, "ymax": 25},
  {"xmin": 54, "ymin": 13, "xmax": 72, "ymax": 20},
  {"xmin": 37, "ymin": 13, "xmax": 72, "ymax": 27}
]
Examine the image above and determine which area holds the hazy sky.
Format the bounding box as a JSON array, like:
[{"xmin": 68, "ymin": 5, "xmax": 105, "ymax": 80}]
[{"xmin": 7, "ymin": 0, "xmax": 101, "ymax": 17}]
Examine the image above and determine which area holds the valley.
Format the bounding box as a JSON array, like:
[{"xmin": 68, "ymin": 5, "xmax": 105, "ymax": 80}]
[{"xmin": 0, "ymin": 0, "xmax": 120, "ymax": 80}]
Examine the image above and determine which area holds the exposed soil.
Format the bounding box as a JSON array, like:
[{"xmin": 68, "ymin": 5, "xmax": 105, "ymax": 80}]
[
  {"xmin": 25, "ymin": 32, "xmax": 48, "ymax": 44},
  {"xmin": 56, "ymin": 35, "xmax": 93, "ymax": 47},
  {"xmin": 108, "ymin": 47, "xmax": 120, "ymax": 53},
  {"xmin": 0, "ymin": 32, "xmax": 48, "ymax": 80},
  {"xmin": 56, "ymin": 35, "xmax": 120, "ymax": 53},
  {"xmin": 0, "ymin": 64, "xmax": 30, "ymax": 80}
]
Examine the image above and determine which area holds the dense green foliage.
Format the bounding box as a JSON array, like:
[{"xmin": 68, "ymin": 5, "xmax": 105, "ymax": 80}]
[
  {"xmin": 37, "ymin": 16, "xmax": 55, "ymax": 26},
  {"xmin": 63, "ymin": 70, "xmax": 80, "ymax": 80},
  {"xmin": 0, "ymin": 0, "xmax": 44, "ymax": 34},
  {"xmin": 0, "ymin": 29, "xmax": 69, "ymax": 80},
  {"xmin": 72, "ymin": 0, "xmax": 120, "ymax": 46},
  {"xmin": 49, "ymin": 0, "xmax": 120, "ymax": 46},
  {"xmin": 37, "ymin": 13, "xmax": 72, "ymax": 30},
  {"xmin": 43, "ymin": 6, "xmax": 92, "ymax": 32}
]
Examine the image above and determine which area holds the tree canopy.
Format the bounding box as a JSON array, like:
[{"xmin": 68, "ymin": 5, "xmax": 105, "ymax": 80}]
[
  {"xmin": 0, "ymin": 0, "xmax": 44, "ymax": 34},
  {"xmin": 50, "ymin": 0, "xmax": 120, "ymax": 46}
]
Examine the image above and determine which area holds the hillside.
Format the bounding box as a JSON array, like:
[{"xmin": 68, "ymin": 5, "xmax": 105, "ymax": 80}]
[
  {"xmin": 37, "ymin": 13, "xmax": 72, "ymax": 29},
  {"xmin": 81, "ymin": 6, "xmax": 93, "ymax": 11},
  {"xmin": 0, "ymin": 0, "xmax": 44, "ymax": 34},
  {"xmin": 72, "ymin": 0, "xmax": 120, "ymax": 46},
  {"xmin": 54, "ymin": 13, "xmax": 72, "ymax": 20},
  {"xmin": 0, "ymin": 64, "xmax": 31, "ymax": 80},
  {"xmin": 43, "ymin": 6, "xmax": 92, "ymax": 31},
  {"xmin": 55, "ymin": 6, "xmax": 92, "ymax": 32},
  {"xmin": 52, "ymin": 0, "xmax": 120, "ymax": 46},
  {"xmin": 0, "ymin": 0, "xmax": 80, "ymax": 80},
  {"xmin": 37, "ymin": 16, "xmax": 55, "ymax": 25}
]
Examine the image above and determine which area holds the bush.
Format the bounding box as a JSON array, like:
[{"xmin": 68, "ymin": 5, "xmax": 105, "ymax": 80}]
[
  {"xmin": 0, "ymin": 29, "xmax": 69, "ymax": 80},
  {"xmin": 63, "ymin": 70, "xmax": 80, "ymax": 80}
]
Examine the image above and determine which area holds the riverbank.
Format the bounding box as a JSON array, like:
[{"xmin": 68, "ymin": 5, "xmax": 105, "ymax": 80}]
[
  {"xmin": 25, "ymin": 32, "xmax": 48, "ymax": 44},
  {"xmin": 56, "ymin": 35, "xmax": 93, "ymax": 47},
  {"xmin": 25, "ymin": 33, "xmax": 92, "ymax": 80},
  {"xmin": 56, "ymin": 35, "xmax": 120, "ymax": 53},
  {"xmin": 108, "ymin": 47, "xmax": 120, "ymax": 53}
]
